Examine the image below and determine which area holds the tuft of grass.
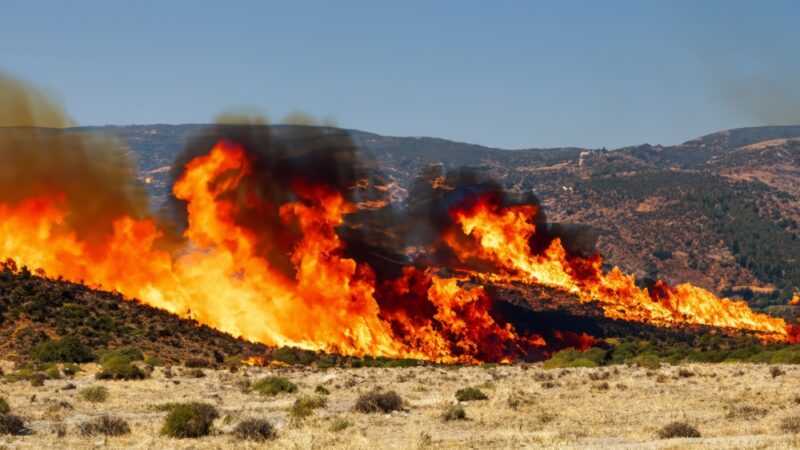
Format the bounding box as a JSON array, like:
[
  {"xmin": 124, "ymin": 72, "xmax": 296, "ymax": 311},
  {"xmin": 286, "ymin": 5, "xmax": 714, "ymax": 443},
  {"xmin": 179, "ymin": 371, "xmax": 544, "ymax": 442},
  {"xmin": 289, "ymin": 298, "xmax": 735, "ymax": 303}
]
[
  {"xmin": 79, "ymin": 386, "xmax": 109, "ymax": 404},
  {"xmin": 442, "ymin": 404, "xmax": 467, "ymax": 421},
  {"xmin": 0, "ymin": 414, "xmax": 25, "ymax": 435},
  {"xmin": 160, "ymin": 402, "xmax": 219, "ymax": 438},
  {"xmin": 726, "ymin": 405, "xmax": 768, "ymax": 420},
  {"xmin": 315, "ymin": 385, "xmax": 330, "ymax": 395},
  {"xmin": 677, "ymin": 368, "xmax": 695, "ymax": 378},
  {"xmin": 29, "ymin": 372, "xmax": 47, "ymax": 387},
  {"xmin": 252, "ymin": 376, "xmax": 297, "ymax": 396},
  {"xmin": 353, "ymin": 388, "xmax": 404, "ymax": 413},
  {"xmin": 455, "ymin": 387, "xmax": 488, "ymax": 402},
  {"xmin": 330, "ymin": 417, "xmax": 351, "ymax": 432},
  {"xmin": 232, "ymin": 418, "xmax": 275, "ymax": 441},
  {"xmin": 771, "ymin": 366, "xmax": 785, "ymax": 378},
  {"xmin": 77, "ymin": 416, "xmax": 131, "ymax": 436},
  {"xmin": 0, "ymin": 397, "xmax": 9, "ymax": 415},
  {"xmin": 658, "ymin": 421, "xmax": 701, "ymax": 439},
  {"xmin": 290, "ymin": 394, "xmax": 327, "ymax": 422}
]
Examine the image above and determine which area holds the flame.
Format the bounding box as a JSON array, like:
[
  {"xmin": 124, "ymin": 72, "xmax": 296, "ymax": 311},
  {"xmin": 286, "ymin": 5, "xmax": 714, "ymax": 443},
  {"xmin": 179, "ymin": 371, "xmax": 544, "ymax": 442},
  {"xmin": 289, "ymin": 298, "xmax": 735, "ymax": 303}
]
[
  {"xmin": 790, "ymin": 294, "xmax": 800, "ymax": 305},
  {"xmin": 0, "ymin": 141, "xmax": 540, "ymax": 363},
  {"xmin": 446, "ymin": 194, "xmax": 795, "ymax": 342}
]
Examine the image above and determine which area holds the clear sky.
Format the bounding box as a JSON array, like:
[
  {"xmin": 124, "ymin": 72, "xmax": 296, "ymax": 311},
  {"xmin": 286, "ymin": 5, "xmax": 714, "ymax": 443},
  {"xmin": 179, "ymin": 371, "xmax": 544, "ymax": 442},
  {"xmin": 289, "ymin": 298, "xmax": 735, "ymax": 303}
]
[{"xmin": 2, "ymin": 0, "xmax": 799, "ymax": 149}]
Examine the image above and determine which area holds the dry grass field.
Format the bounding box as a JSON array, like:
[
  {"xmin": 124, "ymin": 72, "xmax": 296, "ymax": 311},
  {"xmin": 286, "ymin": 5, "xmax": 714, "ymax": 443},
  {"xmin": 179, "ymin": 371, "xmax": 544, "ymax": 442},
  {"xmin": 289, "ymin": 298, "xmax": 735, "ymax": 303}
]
[{"xmin": 2, "ymin": 361, "xmax": 800, "ymax": 449}]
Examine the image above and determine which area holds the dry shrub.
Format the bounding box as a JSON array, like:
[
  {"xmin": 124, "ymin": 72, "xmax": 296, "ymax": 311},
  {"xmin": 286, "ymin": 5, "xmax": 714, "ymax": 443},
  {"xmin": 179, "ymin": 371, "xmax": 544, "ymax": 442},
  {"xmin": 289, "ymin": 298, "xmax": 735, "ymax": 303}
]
[
  {"xmin": 594, "ymin": 382, "xmax": 610, "ymax": 391},
  {"xmin": 252, "ymin": 376, "xmax": 297, "ymax": 396},
  {"xmin": 78, "ymin": 416, "xmax": 131, "ymax": 436},
  {"xmin": 677, "ymin": 369, "xmax": 695, "ymax": 378},
  {"xmin": 588, "ymin": 371, "xmax": 610, "ymax": 381},
  {"xmin": 0, "ymin": 397, "xmax": 9, "ymax": 414},
  {"xmin": 771, "ymin": 366, "xmax": 785, "ymax": 378},
  {"xmin": 79, "ymin": 386, "xmax": 109, "ymax": 404},
  {"xmin": 658, "ymin": 421, "xmax": 701, "ymax": 439},
  {"xmin": 232, "ymin": 418, "xmax": 275, "ymax": 441},
  {"xmin": 455, "ymin": 387, "xmax": 488, "ymax": 402},
  {"xmin": 780, "ymin": 417, "xmax": 800, "ymax": 433},
  {"xmin": 354, "ymin": 388, "xmax": 404, "ymax": 413},
  {"xmin": 290, "ymin": 394, "xmax": 327, "ymax": 421},
  {"xmin": 0, "ymin": 414, "xmax": 25, "ymax": 435},
  {"xmin": 726, "ymin": 405, "xmax": 768, "ymax": 420},
  {"xmin": 442, "ymin": 404, "xmax": 467, "ymax": 421}
]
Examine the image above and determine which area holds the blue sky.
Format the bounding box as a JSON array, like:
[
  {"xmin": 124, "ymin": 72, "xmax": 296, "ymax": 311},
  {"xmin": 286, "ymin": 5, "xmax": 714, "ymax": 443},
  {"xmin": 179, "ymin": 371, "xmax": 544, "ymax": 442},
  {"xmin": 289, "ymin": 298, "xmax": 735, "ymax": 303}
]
[{"xmin": 2, "ymin": 1, "xmax": 799, "ymax": 149}]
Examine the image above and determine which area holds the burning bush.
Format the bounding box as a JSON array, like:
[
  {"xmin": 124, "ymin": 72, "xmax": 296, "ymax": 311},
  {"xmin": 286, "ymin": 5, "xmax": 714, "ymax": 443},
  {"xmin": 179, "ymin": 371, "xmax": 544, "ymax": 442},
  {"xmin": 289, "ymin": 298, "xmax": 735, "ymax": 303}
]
[
  {"xmin": 454, "ymin": 387, "xmax": 488, "ymax": 402},
  {"xmin": 77, "ymin": 416, "xmax": 131, "ymax": 436},
  {"xmin": 160, "ymin": 402, "xmax": 219, "ymax": 438},
  {"xmin": 353, "ymin": 388, "xmax": 404, "ymax": 413},
  {"xmin": 232, "ymin": 418, "xmax": 275, "ymax": 441},
  {"xmin": 657, "ymin": 421, "xmax": 701, "ymax": 439},
  {"xmin": 252, "ymin": 376, "xmax": 297, "ymax": 396}
]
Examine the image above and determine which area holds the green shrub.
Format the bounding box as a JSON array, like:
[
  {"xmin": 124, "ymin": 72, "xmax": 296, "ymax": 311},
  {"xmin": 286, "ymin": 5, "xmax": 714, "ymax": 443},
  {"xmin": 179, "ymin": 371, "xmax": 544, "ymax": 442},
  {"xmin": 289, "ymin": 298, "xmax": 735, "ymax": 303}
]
[
  {"xmin": 634, "ymin": 354, "xmax": 661, "ymax": 369},
  {"xmin": 29, "ymin": 336, "xmax": 93, "ymax": 363},
  {"xmin": 160, "ymin": 402, "xmax": 219, "ymax": 438},
  {"xmin": 455, "ymin": 387, "xmax": 488, "ymax": 402},
  {"xmin": 80, "ymin": 386, "xmax": 109, "ymax": 404},
  {"xmin": 0, "ymin": 414, "xmax": 25, "ymax": 435},
  {"xmin": 315, "ymin": 385, "xmax": 330, "ymax": 395},
  {"xmin": 658, "ymin": 421, "xmax": 701, "ymax": 439},
  {"xmin": 252, "ymin": 376, "xmax": 297, "ymax": 396},
  {"xmin": 96, "ymin": 355, "xmax": 146, "ymax": 380},
  {"xmin": 442, "ymin": 404, "xmax": 467, "ymax": 421},
  {"xmin": 61, "ymin": 363, "xmax": 81, "ymax": 377},
  {"xmin": 46, "ymin": 366, "xmax": 61, "ymax": 380},
  {"xmin": 232, "ymin": 418, "xmax": 275, "ymax": 441},
  {"xmin": 271, "ymin": 347, "xmax": 317, "ymax": 365},
  {"xmin": 0, "ymin": 397, "xmax": 9, "ymax": 414},
  {"xmin": 97, "ymin": 346, "xmax": 144, "ymax": 365},
  {"xmin": 353, "ymin": 389, "xmax": 404, "ymax": 413},
  {"xmin": 77, "ymin": 416, "xmax": 130, "ymax": 436},
  {"xmin": 543, "ymin": 348, "xmax": 604, "ymax": 369},
  {"xmin": 29, "ymin": 372, "xmax": 46, "ymax": 387},
  {"xmin": 330, "ymin": 418, "xmax": 351, "ymax": 432},
  {"xmin": 290, "ymin": 395, "xmax": 327, "ymax": 421}
]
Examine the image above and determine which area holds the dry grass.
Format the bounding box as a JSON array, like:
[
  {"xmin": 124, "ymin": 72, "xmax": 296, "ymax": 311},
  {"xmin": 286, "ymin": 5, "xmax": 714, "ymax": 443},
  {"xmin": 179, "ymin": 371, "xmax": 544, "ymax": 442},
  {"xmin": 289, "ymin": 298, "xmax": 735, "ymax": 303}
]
[{"xmin": 2, "ymin": 361, "xmax": 800, "ymax": 448}]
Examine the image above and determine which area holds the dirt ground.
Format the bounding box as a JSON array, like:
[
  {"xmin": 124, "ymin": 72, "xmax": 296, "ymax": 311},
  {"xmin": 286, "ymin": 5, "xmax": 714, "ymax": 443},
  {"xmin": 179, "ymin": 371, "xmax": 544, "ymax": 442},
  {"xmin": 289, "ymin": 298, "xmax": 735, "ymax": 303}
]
[{"xmin": 2, "ymin": 361, "xmax": 800, "ymax": 449}]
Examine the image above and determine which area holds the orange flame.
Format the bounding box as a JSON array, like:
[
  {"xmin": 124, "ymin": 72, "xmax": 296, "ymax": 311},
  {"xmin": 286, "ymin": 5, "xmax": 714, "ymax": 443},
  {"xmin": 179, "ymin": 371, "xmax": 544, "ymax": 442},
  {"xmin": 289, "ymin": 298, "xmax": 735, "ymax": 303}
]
[
  {"xmin": 446, "ymin": 195, "xmax": 794, "ymax": 342},
  {"xmin": 0, "ymin": 141, "xmax": 541, "ymax": 363}
]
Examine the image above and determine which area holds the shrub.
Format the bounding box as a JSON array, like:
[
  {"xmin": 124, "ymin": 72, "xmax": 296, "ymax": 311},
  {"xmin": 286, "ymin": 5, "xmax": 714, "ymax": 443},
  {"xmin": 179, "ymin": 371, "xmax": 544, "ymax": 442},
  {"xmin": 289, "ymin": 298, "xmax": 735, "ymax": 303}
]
[
  {"xmin": 77, "ymin": 416, "xmax": 131, "ymax": 436},
  {"xmin": 97, "ymin": 347, "xmax": 144, "ymax": 365},
  {"xmin": 353, "ymin": 389, "xmax": 404, "ymax": 413},
  {"xmin": 330, "ymin": 418, "xmax": 351, "ymax": 432},
  {"xmin": 184, "ymin": 358, "xmax": 211, "ymax": 368},
  {"xmin": 161, "ymin": 402, "xmax": 219, "ymax": 438},
  {"xmin": 29, "ymin": 336, "xmax": 93, "ymax": 363},
  {"xmin": 0, "ymin": 397, "xmax": 9, "ymax": 415},
  {"xmin": 80, "ymin": 386, "xmax": 109, "ymax": 404},
  {"xmin": 0, "ymin": 414, "xmax": 25, "ymax": 435},
  {"xmin": 658, "ymin": 421, "xmax": 701, "ymax": 439},
  {"xmin": 46, "ymin": 366, "xmax": 61, "ymax": 380},
  {"xmin": 771, "ymin": 366, "xmax": 785, "ymax": 378},
  {"xmin": 232, "ymin": 418, "xmax": 275, "ymax": 441},
  {"xmin": 29, "ymin": 372, "xmax": 46, "ymax": 387},
  {"xmin": 455, "ymin": 387, "xmax": 488, "ymax": 402},
  {"xmin": 290, "ymin": 395, "xmax": 327, "ymax": 421},
  {"xmin": 61, "ymin": 363, "xmax": 81, "ymax": 377},
  {"xmin": 315, "ymin": 385, "xmax": 330, "ymax": 395},
  {"xmin": 677, "ymin": 369, "xmax": 695, "ymax": 378},
  {"xmin": 96, "ymin": 355, "xmax": 146, "ymax": 380},
  {"xmin": 543, "ymin": 348, "xmax": 604, "ymax": 369},
  {"xmin": 252, "ymin": 376, "xmax": 297, "ymax": 396},
  {"xmin": 271, "ymin": 347, "xmax": 318, "ymax": 365},
  {"xmin": 442, "ymin": 404, "xmax": 467, "ymax": 421},
  {"xmin": 185, "ymin": 368, "xmax": 205, "ymax": 378},
  {"xmin": 780, "ymin": 417, "xmax": 800, "ymax": 433}
]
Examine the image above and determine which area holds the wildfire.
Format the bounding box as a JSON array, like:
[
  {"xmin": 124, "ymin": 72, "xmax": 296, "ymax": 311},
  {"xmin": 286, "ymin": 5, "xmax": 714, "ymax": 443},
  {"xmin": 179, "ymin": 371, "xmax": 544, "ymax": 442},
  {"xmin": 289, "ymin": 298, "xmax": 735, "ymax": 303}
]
[{"xmin": 446, "ymin": 194, "xmax": 794, "ymax": 342}]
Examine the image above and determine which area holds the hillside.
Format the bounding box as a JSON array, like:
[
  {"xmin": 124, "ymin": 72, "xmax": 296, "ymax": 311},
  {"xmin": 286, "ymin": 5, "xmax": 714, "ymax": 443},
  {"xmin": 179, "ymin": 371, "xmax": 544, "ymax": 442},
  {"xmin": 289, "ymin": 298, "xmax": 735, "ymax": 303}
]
[
  {"xmin": 0, "ymin": 265, "xmax": 268, "ymax": 364},
  {"xmin": 9, "ymin": 124, "xmax": 800, "ymax": 309}
]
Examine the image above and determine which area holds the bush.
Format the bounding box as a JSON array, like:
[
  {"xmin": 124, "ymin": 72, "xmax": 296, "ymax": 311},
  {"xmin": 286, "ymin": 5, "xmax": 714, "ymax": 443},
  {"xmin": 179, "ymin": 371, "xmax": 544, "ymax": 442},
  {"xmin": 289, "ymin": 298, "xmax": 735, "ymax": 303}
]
[
  {"xmin": 658, "ymin": 421, "xmax": 701, "ymax": 439},
  {"xmin": 353, "ymin": 389, "xmax": 404, "ymax": 413},
  {"xmin": 771, "ymin": 366, "xmax": 785, "ymax": 378},
  {"xmin": 290, "ymin": 395, "xmax": 327, "ymax": 421},
  {"xmin": 29, "ymin": 336, "xmax": 93, "ymax": 363},
  {"xmin": 677, "ymin": 369, "xmax": 695, "ymax": 378},
  {"xmin": 543, "ymin": 348, "xmax": 604, "ymax": 369},
  {"xmin": 61, "ymin": 363, "xmax": 81, "ymax": 377},
  {"xmin": 455, "ymin": 387, "xmax": 488, "ymax": 402},
  {"xmin": 80, "ymin": 386, "xmax": 109, "ymax": 404},
  {"xmin": 0, "ymin": 397, "xmax": 9, "ymax": 415},
  {"xmin": 330, "ymin": 418, "xmax": 351, "ymax": 432},
  {"xmin": 161, "ymin": 402, "xmax": 219, "ymax": 438},
  {"xmin": 97, "ymin": 347, "xmax": 144, "ymax": 365},
  {"xmin": 0, "ymin": 414, "xmax": 25, "ymax": 435},
  {"xmin": 780, "ymin": 417, "xmax": 800, "ymax": 433},
  {"xmin": 77, "ymin": 416, "xmax": 131, "ymax": 436},
  {"xmin": 29, "ymin": 372, "xmax": 46, "ymax": 387},
  {"xmin": 442, "ymin": 404, "xmax": 467, "ymax": 421},
  {"xmin": 46, "ymin": 366, "xmax": 61, "ymax": 380},
  {"xmin": 252, "ymin": 376, "xmax": 297, "ymax": 396},
  {"xmin": 96, "ymin": 356, "xmax": 146, "ymax": 380},
  {"xmin": 232, "ymin": 418, "xmax": 275, "ymax": 441},
  {"xmin": 315, "ymin": 385, "xmax": 330, "ymax": 395}
]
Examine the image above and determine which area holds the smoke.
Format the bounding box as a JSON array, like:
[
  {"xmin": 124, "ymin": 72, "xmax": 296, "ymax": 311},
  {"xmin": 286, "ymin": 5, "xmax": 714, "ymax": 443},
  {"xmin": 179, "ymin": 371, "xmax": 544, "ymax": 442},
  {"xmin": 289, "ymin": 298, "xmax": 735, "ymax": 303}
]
[{"xmin": 0, "ymin": 73, "xmax": 149, "ymax": 245}]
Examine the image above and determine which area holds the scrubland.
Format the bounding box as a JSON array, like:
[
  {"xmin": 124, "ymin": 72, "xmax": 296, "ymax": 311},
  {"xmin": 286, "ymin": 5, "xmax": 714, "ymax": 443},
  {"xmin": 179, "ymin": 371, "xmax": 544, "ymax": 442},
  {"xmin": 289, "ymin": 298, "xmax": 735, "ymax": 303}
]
[{"xmin": 3, "ymin": 360, "xmax": 800, "ymax": 449}]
